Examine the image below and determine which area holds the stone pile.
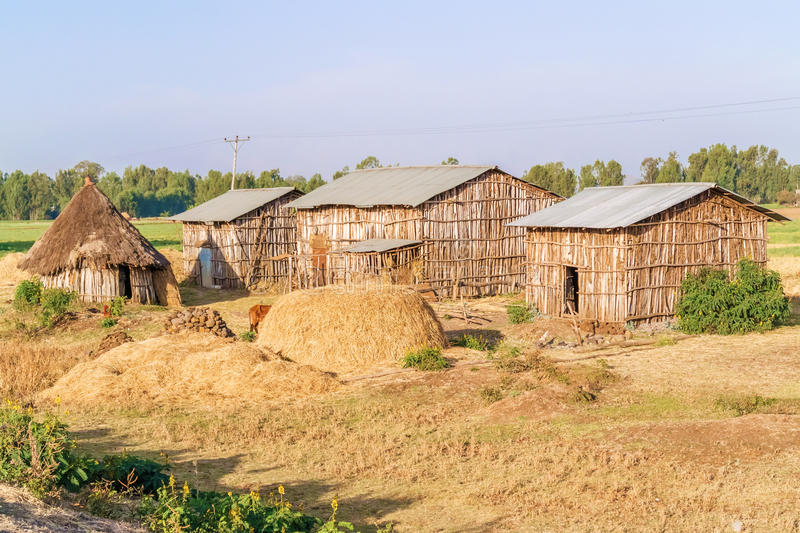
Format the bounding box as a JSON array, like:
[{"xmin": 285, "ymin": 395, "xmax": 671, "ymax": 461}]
[{"xmin": 163, "ymin": 307, "xmax": 234, "ymax": 337}]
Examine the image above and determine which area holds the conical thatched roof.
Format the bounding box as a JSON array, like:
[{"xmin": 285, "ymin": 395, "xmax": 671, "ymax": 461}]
[{"xmin": 19, "ymin": 181, "xmax": 171, "ymax": 275}]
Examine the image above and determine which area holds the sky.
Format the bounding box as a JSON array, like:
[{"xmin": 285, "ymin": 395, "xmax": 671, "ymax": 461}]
[{"xmin": 1, "ymin": 0, "xmax": 799, "ymax": 182}]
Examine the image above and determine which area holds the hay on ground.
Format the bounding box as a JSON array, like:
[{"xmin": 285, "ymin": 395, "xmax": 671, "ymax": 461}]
[
  {"xmin": 257, "ymin": 286, "xmax": 446, "ymax": 373},
  {"xmin": 158, "ymin": 247, "xmax": 186, "ymax": 283},
  {"xmin": 0, "ymin": 253, "xmax": 29, "ymax": 287},
  {"xmin": 39, "ymin": 332, "xmax": 338, "ymax": 409}
]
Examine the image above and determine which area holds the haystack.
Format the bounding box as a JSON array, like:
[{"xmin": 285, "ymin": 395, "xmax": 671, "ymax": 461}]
[
  {"xmin": 39, "ymin": 332, "xmax": 338, "ymax": 409},
  {"xmin": 18, "ymin": 178, "xmax": 181, "ymax": 306},
  {"xmin": 0, "ymin": 253, "xmax": 28, "ymax": 288},
  {"xmin": 257, "ymin": 286, "xmax": 446, "ymax": 373}
]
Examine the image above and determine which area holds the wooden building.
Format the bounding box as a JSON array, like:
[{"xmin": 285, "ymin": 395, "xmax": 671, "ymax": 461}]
[
  {"xmin": 171, "ymin": 187, "xmax": 302, "ymax": 289},
  {"xmin": 510, "ymin": 183, "xmax": 788, "ymax": 328},
  {"xmin": 286, "ymin": 165, "xmax": 561, "ymax": 297},
  {"xmin": 19, "ymin": 178, "xmax": 181, "ymax": 306}
]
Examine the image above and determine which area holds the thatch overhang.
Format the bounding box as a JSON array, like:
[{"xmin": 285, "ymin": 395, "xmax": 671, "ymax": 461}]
[{"xmin": 19, "ymin": 181, "xmax": 171, "ymax": 276}]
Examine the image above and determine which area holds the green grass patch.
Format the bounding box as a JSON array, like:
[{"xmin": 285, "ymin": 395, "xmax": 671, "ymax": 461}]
[
  {"xmin": 767, "ymin": 218, "xmax": 800, "ymax": 245},
  {"xmin": 768, "ymin": 245, "xmax": 800, "ymax": 257},
  {"xmin": 451, "ymin": 333, "xmax": 491, "ymax": 351},
  {"xmin": 402, "ymin": 346, "xmax": 450, "ymax": 371}
]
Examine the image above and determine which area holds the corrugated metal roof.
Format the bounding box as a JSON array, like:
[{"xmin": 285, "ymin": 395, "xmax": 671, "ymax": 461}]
[
  {"xmin": 334, "ymin": 238, "xmax": 423, "ymax": 253},
  {"xmin": 509, "ymin": 183, "xmax": 789, "ymax": 229},
  {"xmin": 169, "ymin": 187, "xmax": 298, "ymax": 222},
  {"xmin": 286, "ymin": 165, "xmax": 496, "ymax": 208}
]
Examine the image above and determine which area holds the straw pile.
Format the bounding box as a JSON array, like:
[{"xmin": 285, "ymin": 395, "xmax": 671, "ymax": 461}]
[
  {"xmin": 39, "ymin": 332, "xmax": 339, "ymax": 409},
  {"xmin": 0, "ymin": 253, "xmax": 29, "ymax": 288},
  {"xmin": 257, "ymin": 286, "xmax": 446, "ymax": 373}
]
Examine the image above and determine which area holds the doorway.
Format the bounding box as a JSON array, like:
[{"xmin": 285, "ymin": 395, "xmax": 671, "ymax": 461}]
[
  {"xmin": 564, "ymin": 266, "xmax": 578, "ymax": 315},
  {"xmin": 119, "ymin": 265, "xmax": 132, "ymax": 299},
  {"xmin": 198, "ymin": 247, "xmax": 213, "ymax": 287}
]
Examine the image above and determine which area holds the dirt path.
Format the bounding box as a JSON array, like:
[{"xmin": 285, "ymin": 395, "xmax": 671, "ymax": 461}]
[{"xmin": 0, "ymin": 484, "xmax": 143, "ymax": 533}]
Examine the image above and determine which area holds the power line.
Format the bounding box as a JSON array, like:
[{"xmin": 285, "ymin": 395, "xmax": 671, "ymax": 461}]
[{"xmin": 224, "ymin": 135, "xmax": 250, "ymax": 190}]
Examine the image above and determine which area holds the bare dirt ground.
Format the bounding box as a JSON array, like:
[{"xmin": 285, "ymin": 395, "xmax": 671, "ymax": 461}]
[
  {"xmin": 2, "ymin": 248, "xmax": 800, "ymax": 531},
  {"xmin": 0, "ymin": 484, "xmax": 144, "ymax": 533}
]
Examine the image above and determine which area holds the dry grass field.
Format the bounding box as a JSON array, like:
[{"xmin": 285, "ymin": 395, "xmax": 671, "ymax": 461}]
[{"xmin": 0, "ymin": 214, "xmax": 798, "ymax": 531}]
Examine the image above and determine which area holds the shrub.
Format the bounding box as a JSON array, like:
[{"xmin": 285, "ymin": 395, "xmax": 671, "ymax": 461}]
[
  {"xmin": 108, "ymin": 296, "xmax": 126, "ymax": 317},
  {"xmin": 714, "ymin": 394, "xmax": 777, "ymax": 416},
  {"xmin": 401, "ymin": 346, "xmax": 449, "ymax": 371},
  {"xmin": 39, "ymin": 288, "xmax": 76, "ymax": 326},
  {"xmin": 92, "ymin": 452, "xmax": 168, "ymax": 494},
  {"xmin": 506, "ymin": 303, "xmax": 536, "ymax": 324},
  {"xmin": 675, "ymin": 259, "xmax": 790, "ymax": 335},
  {"xmin": 13, "ymin": 279, "xmax": 42, "ymax": 310},
  {"xmin": 479, "ymin": 386, "xmax": 504, "ymax": 404},
  {"xmin": 239, "ymin": 331, "xmax": 256, "ymax": 342},
  {"xmin": 100, "ymin": 318, "xmax": 117, "ymax": 328},
  {"xmin": 0, "ymin": 400, "xmax": 92, "ymax": 495},
  {"xmin": 451, "ymin": 334, "xmax": 490, "ymax": 351},
  {"xmin": 140, "ymin": 480, "xmax": 320, "ymax": 533}
]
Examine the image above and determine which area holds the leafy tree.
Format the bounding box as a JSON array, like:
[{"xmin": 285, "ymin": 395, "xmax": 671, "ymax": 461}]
[
  {"xmin": 305, "ymin": 173, "xmax": 326, "ymax": 192},
  {"xmin": 53, "ymin": 168, "xmax": 82, "ymax": 210},
  {"xmin": 3, "ymin": 171, "xmax": 31, "ymax": 219},
  {"xmin": 441, "ymin": 157, "xmax": 459, "ymax": 165},
  {"xmin": 578, "ymin": 164, "xmax": 596, "ymax": 190},
  {"xmin": 355, "ymin": 156, "xmax": 381, "ymax": 170},
  {"xmin": 256, "ymin": 169, "xmax": 287, "ymax": 188},
  {"xmin": 522, "ymin": 162, "xmax": 576, "ymax": 197},
  {"xmin": 640, "ymin": 157, "xmax": 661, "ymax": 184},
  {"xmin": 331, "ymin": 166, "xmax": 350, "ymax": 180},
  {"xmin": 656, "ymin": 151, "xmax": 684, "ymax": 183},
  {"xmin": 28, "ymin": 171, "xmax": 55, "ymax": 219}
]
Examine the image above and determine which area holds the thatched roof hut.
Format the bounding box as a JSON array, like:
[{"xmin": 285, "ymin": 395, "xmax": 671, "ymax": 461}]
[
  {"xmin": 510, "ymin": 183, "xmax": 788, "ymax": 331},
  {"xmin": 19, "ymin": 178, "xmax": 181, "ymax": 306}
]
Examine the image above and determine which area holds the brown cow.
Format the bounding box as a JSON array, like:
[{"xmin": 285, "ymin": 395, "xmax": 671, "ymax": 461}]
[{"xmin": 249, "ymin": 304, "xmax": 272, "ymax": 333}]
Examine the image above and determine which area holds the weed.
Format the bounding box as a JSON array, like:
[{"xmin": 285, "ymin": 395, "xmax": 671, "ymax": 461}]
[
  {"xmin": 479, "ymin": 386, "xmax": 504, "ymax": 404},
  {"xmin": 624, "ymin": 321, "xmax": 636, "ymax": 332},
  {"xmin": 451, "ymin": 333, "xmax": 490, "ymax": 351},
  {"xmin": 443, "ymin": 314, "xmax": 452, "ymax": 320},
  {"xmin": 93, "ymin": 452, "xmax": 168, "ymax": 494},
  {"xmin": 402, "ymin": 346, "xmax": 449, "ymax": 371},
  {"xmin": 239, "ymin": 331, "xmax": 257, "ymax": 342},
  {"xmin": 108, "ymin": 296, "xmax": 126, "ymax": 317},
  {"xmin": 714, "ymin": 394, "xmax": 777, "ymax": 416},
  {"xmin": 13, "ymin": 279, "xmax": 42, "ymax": 310},
  {"xmin": 573, "ymin": 387, "xmax": 598, "ymax": 403},
  {"xmin": 654, "ymin": 335, "xmax": 675, "ymax": 346},
  {"xmin": 506, "ymin": 303, "xmax": 537, "ymax": 324},
  {"xmin": 100, "ymin": 318, "xmax": 117, "ymax": 328},
  {"xmin": 39, "ymin": 288, "xmax": 76, "ymax": 326}
]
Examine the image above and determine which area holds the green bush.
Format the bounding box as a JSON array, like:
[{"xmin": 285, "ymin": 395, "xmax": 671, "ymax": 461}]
[
  {"xmin": 140, "ymin": 480, "xmax": 320, "ymax": 533},
  {"xmin": 92, "ymin": 452, "xmax": 168, "ymax": 494},
  {"xmin": 451, "ymin": 334, "xmax": 490, "ymax": 351},
  {"xmin": 100, "ymin": 318, "xmax": 117, "ymax": 328},
  {"xmin": 506, "ymin": 303, "xmax": 536, "ymax": 324},
  {"xmin": 675, "ymin": 259, "xmax": 790, "ymax": 335},
  {"xmin": 401, "ymin": 346, "xmax": 449, "ymax": 371},
  {"xmin": 13, "ymin": 279, "xmax": 42, "ymax": 310},
  {"xmin": 39, "ymin": 288, "xmax": 76, "ymax": 326},
  {"xmin": 109, "ymin": 296, "xmax": 126, "ymax": 317},
  {"xmin": 0, "ymin": 400, "xmax": 92, "ymax": 495}
]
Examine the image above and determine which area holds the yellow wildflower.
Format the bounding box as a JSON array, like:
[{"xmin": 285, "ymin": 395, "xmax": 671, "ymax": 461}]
[
  {"xmin": 278, "ymin": 485, "xmax": 284, "ymax": 496},
  {"xmin": 183, "ymin": 482, "xmax": 190, "ymax": 497}
]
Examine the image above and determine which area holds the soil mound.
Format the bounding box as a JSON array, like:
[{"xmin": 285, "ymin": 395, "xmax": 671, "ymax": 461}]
[
  {"xmin": 40, "ymin": 332, "xmax": 338, "ymax": 409},
  {"xmin": 257, "ymin": 286, "xmax": 446, "ymax": 374}
]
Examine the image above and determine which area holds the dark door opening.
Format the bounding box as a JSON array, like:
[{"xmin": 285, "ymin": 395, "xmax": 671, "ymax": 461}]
[
  {"xmin": 564, "ymin": 266, "xmax": 578, "ymax": 315},
  {"xmin": 119, "ymin": 265, "xmax": 132, "ymax": 299}
]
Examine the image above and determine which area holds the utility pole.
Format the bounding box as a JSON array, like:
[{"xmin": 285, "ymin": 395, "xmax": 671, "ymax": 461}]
[{"xmin": 224, "ymin": 135, "xmax": 250, "ymax": 190}]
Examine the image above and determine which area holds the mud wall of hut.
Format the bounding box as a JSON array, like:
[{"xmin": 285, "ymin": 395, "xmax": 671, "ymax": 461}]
[
  {"xmin": 182, "ymin": 191, "xmax": 301, "ymax": 289},
  {"xmin": 624, "ymin": 190, "xmax": 769, "ymax": 322},
  {"xmin": 524, "ymin": 228, "xmax": 629, "ymax": 322}
]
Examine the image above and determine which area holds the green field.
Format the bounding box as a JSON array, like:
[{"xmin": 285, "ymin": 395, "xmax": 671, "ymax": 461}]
[{"xmin": 0, "ymin": 219, "xmax": 182, "ymax": 256}]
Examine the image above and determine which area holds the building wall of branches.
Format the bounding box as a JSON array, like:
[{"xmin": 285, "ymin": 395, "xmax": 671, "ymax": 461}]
[
  {"xmin": 41, "ymin": 266, "xmax": 159, "ymax": 305},
  {"xmin": 181, "ymin": 192, "xmax": 301, "ymax": 289},
  {"xmin": 293, "ymin": 170, "xmax": 559, "ymax": 296},
  {"xmin": 624, "ymin": 190, "xmax": 769, "ymax": 322},
  {"xmin": 523, "ymin": 190, "xmax": 770, "ymax": 325}
]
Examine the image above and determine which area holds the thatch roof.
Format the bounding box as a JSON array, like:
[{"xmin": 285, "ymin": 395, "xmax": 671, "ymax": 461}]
[{"xmin": 19, "ymin": 182, "xmax": 171, "ymax": 275}]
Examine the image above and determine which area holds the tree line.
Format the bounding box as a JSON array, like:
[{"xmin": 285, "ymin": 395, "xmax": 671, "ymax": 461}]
[
  {"xmin": 523, "ymin": 143, "xmax": 800, "ymax": 202},
  {"xmin": 0, "ymin": 145, "xmax": 797, "ymax": 220}
]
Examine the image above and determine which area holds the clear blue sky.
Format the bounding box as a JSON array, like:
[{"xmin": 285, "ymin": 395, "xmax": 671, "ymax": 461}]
[{"xmin": 1, "ymin": 1, "xmax": 799, "ymax": 182}]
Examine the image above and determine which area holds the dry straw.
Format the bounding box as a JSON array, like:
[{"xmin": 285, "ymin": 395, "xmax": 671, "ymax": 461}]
[
  {"xmin": 257, "ymin": 285, "xmax": 446, "ymax": 374},
  {"xmin": 40, "ymin": 331, "xmax": 339, "ymax": 409}
]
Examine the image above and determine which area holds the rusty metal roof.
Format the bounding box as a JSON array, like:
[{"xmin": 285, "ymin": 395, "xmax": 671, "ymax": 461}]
[
  {"xmin": 169, "ymin": 187, "xmax": 298, "ymax": 222},
  {"xmin": 509, "ymin": 183, "xmax": 789, "ymax": 229}
]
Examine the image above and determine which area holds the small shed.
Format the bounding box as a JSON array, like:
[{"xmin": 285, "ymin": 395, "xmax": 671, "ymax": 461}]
[
  {"xmin": 329, "ymin": 238, "xmax": 424, "ymax": 286},
  {"xmin": 287, "ymin": 165, "xmax": 561, "ymax": 297},
  {"xmin": 510, "ymin": 183, "xmax": 788, "ymax": 329},
  {"xmin": 19, "ymin": 179, "xmax": 181, "ymax": 305},
  {"xmin": 170, "ymin": 187, "xmax": 303, "ymax": 289}
]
